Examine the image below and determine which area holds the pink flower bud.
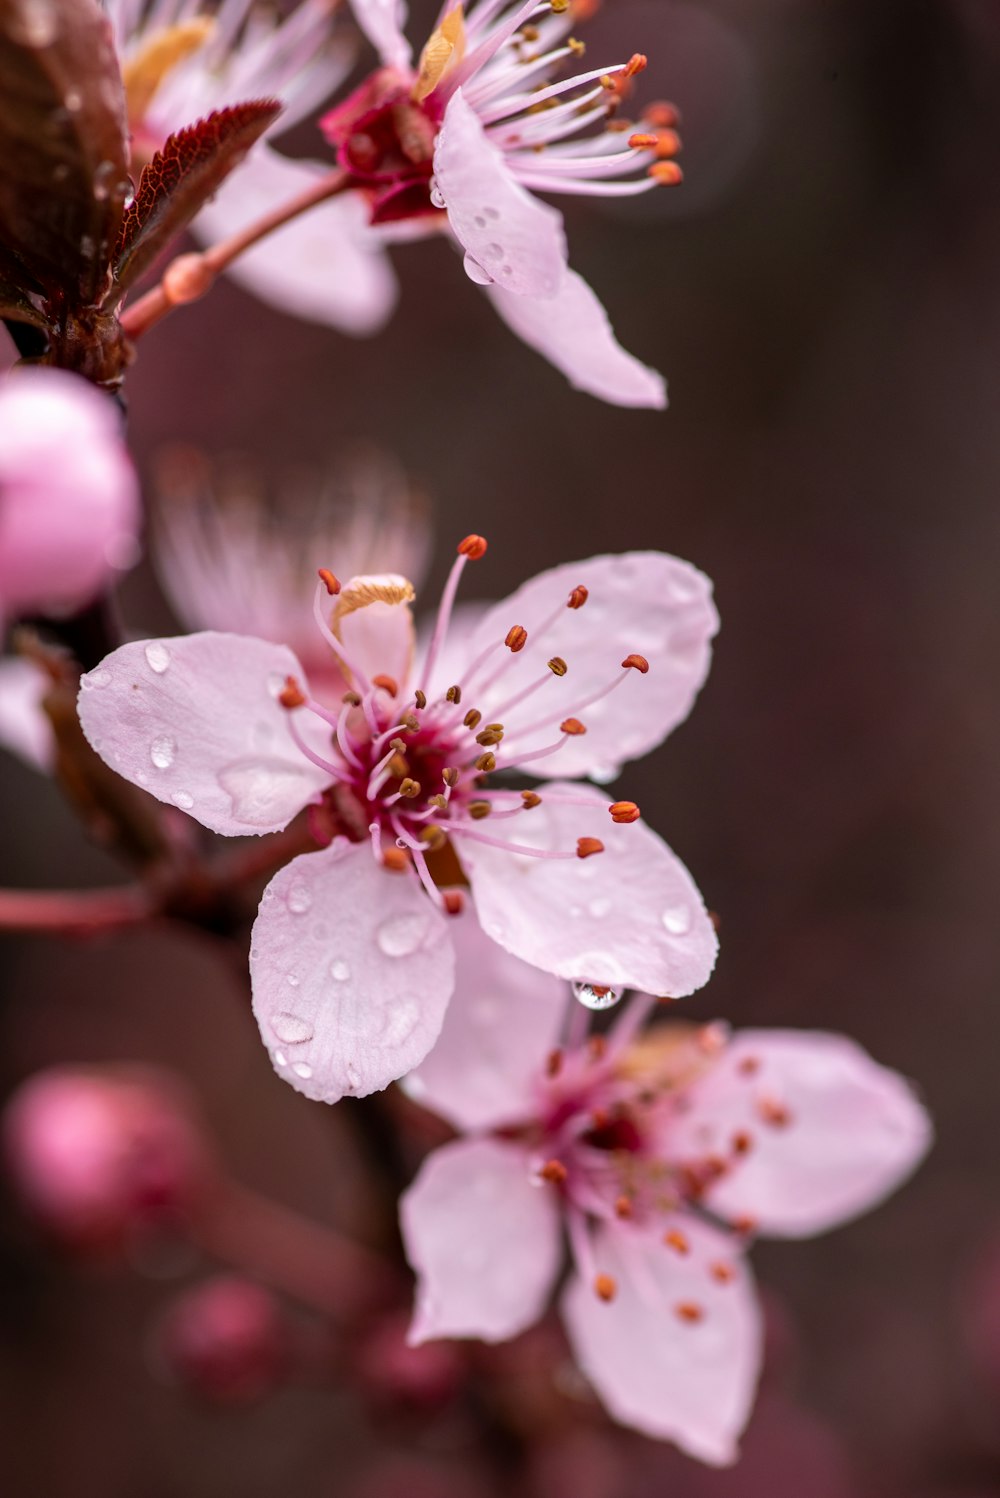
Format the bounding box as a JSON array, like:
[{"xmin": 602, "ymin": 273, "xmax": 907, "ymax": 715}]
[
  {"xmin": 0, "ymin": 369, "xmax": 140, "ymax": 621},
  {"xmin": 3, "ymin": 1066, "xmax": 211, "ymax": 1252},
  {"xmin": 355, "ymin": 1310, "xmax": 463, "ymax": 1412},
  {"xmin": 156, "ymin": 1276, "xmax": 289, "ymax": 1405}
]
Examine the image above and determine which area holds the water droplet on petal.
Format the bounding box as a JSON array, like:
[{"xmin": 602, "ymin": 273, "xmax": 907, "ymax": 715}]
[
  {"xmin": 588, "ymin": 897, "xmax": 613, "ymax": 919},
  {"xmin": 463, "ymin": 251, "xmax": 493, "ymax": 286},
  {"xmin": 287, "ymin": 881, "xmax": 312, "ymax": 914},
  {"xmin": 150, "ymin": 735, "xmax": 175, "ymax": 769},
  {"xmin": 285, "ymin": 972, "xmax": 300, "ymax": 988},
  {"xmin": 80, "ymin": 668, "xmax": 111, "ymax": 691},
  {"xmin": 381, "ymin": 1001, "xmax": 419, "ymax": 1046},
  {"xmin": 171, "ymin": 790, "xmax": 194, "ymax": 810},
  {"xmin": 292, "ymin": 1062, "xmax": 313, "ymax": 1079},
  {"xmin": 429, "ymin": 178, "xmax": 446, "ymax": 208},
  {"xmin": 270, "ymin": 1013, "xmax": 313, "ymax": 1045},
  {"xmin": 573, "ymin": 980, "xmax": 622, "ymax": 1011},
  {"xmin": 218, "ymin": 757, "xmax": 320, "ymax": 828},
  {"xmin": 144, "ymin": 641, "xmax": 170, "ymax": 674},
  {"xmin": 377, "ymin": 912, "xmax": 430, "ymax": 957},
  {"xmin": 345, "ymin": 1063, "xmax": 361, "ymax": 1092},
  {"xmin": 330, "ymin": 959, "xmax": 350, "ymax": 981},
  {"xmin": 274, "ymin": 1049, "xmax": 288, "ymax": 1067},
  {"xmin": 662, "ymin": 905, "xmax": 691, "ymax": 935}
]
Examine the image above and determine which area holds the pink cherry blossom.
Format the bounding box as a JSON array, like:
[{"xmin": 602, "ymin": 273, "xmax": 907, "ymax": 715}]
[
  {"xmin": 77, "ymin": 540, "xmax": 719, "ymax": 1103},
  {"xmin": 320, "ymin": 0, "xmax": 681, "ymax": 405},
  {"xmin": 106, "ymin": 0, "xmax": 397, "ymax": 333},
  {"xmin": 400, "ymin": 938, "xmax": 933, "ymax": 1462},
  {"xmin": 0, "ymin": 369, "xmax": 141, "ymax": 623}
]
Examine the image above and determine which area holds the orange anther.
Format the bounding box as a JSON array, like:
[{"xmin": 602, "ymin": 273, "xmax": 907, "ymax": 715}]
[
  {"xmin": 710, "ymin": 1261, "xmax": 736, "ymax": 1284},
  {"xmin": 546, "ymin": 1048, "xmax": 563, "ymax": 1077},
  {"xmin": 625, "ymin": 52, "xmax": 647, "ymax": 76},
  {"xmin": 278, "ymin": 675, "xmax": 306, "ymax": 710},
  {"xmin": 398, "ymin": 777, "xmax": 421, "ymax": 799},
  {"xmin": 458, "ymin": 534, "xmax": 488, "ymax": 560},
  {"xmin": 674, "ymin": 1301, "xmax": 704, "ymax": 1324},
  {"xmin": 758, "ymin": 1096, "xmax": 792, "ymax": 1128},
  {"xmin": 649, "ymin": 161, "xmax": 683, "ymax": 186},
  {"xmin": 609, "ymin": 800, "xmax": 640, "ymax": 823},
  {"xmin": 587, "ymin": 1035, "xmax": 607, "ymax": 1061},
  {"xmin": 621, "ymin": 653, "xmax": 649, "ymax": 673},
  {"xmin": 382, "ymin": 847, "xmax": 410, "ymax": 873},
  {"xmin": 475, "ymin": 752, "xmax": 496, "ymax": 772},
  {"xmin": 732, "ymin": 1214, "xmax": 757, "ymax": 1237},
  {"xmin": 468, "ymin": 800, "xmax": 492, "ymax": 820},
  {"xmin": 446, "ymin": 683, "xmax": 462, "ymax": 704},
  {"xmin": 561, "ymin": 717, "xmax": 587, "ymax": 736},
  {"xmin": 414, "ymin": 689, "xmax": 427, "ymax": 710},
  {"xmin": 317, "ymin": 567, "xmax": 341, "ymax": 595},
  {"xmin": 594, "ymin": 1274, "xmax": 617, "ymax": 1302},
  {"xmin": 738, "ymin": 1055, "xmax": 760, "ymax": 1076},
  {"xmin": 614, "ymin": 1195, "xmax": 633, "ymax": 1219},
  {"xmin": 419, "ymin": 826, "xmax": 447, "ymax": 851},
  {"xmin": 372, "ymin": 673, "xmax": 399, "ymax": 697},
  {"xmin": 628, "ymin": 132, "xmax": 658, "ymax": 149},
  {"xmin": 506, "ymin": 624, "xmax": 528, "ymax": 652},
  {"xmin": 442, "ymin": 767, "xmax": 459, "ymax": 787},
  {"xmin": 464, "ymin": 708, "xmax": 482, "ymax": 730},
  {"xmin": 548, "ymin": 656, "xmax": 568, "ymax": 676},
  {"xmin": 520, "ymin": 790, "xmax": 542, "ymax": 809},
  {"xmin": 664, "ymin": 1228, "xmax": 690, "ymax": 1255},
  {"xmin": 576, "ymin": 837, "xmax": 604, "ymax": 858},
  {"xmin": 731, "ymin": 1130, "xmax": 753, "ymax": 1156},
  {"xmin": 539, "ymin": 1158, "xmax": 568, "ymax": 1184},
  {"xmin": 567, "ymin": 584, "xmax": 589, "ymax": 609},
  {"xmin": 655, "ymin": 128, "xmax": 682, "ymax": 158},
  {"xmin": 643, "ymin": 100, "xmax": 680, "ymax": 128},
  {"xmin": 443, "ymin": 890, "xmax": 464, "ymax": 916}
]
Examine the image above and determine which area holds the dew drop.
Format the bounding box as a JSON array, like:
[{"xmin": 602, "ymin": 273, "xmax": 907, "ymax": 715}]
[
  {"xmin": 292, "ymin": 1062, "xmax": 313, "ymax": 1079},
  {"xmin": 270, "ymin": 1013, "xmax": 313, "ymax": 1045},
  {"xmin": 381, "ymin": 1001, "xmax": 419, "ymax": 1045},
  {"xmin": 377, "ymin": 912, "xmax": 430, "ymax": 958},
  {"xmin": 171, "ymin": 790, "xmax": 194, "ymax": 810},
  {"xmin": 573, "ymin": 980, "xmax": 622, "ymax": 1011},
  {"xmin": 330, "ymin": 959, "xmax": 351, "ymax": 981},
  {"xmin": 150, "ymin": 735, "xmax": 175, "ymax": 769},
  {"xmin": 662, "ymin": 905, "xmax": 692, "ymax": 936},
  {"xmin": 144, "ymin": 641, "xmax": 170, "ymax": 674},
  {"xmin": 274, "ymin": 1049, "xmax": 288, "ymax": 1067},
  {"xmin": 287, "ymin": 881, "xmax": 312, "ymax": 914},
  {"xmin": 81, "ymin": 668, "xmax": 111, "ymax": 690},
  {"xmin": 429, "ymin": 178, "xmax": 446, "ymax": 209},
  {"xmin": 463, "ymin": 251, "xmax": 493, "ymax": 286},
  {"xmin": 218, "ymin": 757, "xmax": 320, "ymax": 828},
  {"xmin": 285, "ymin": 972, "xmax": 300, "ymax": 988}
]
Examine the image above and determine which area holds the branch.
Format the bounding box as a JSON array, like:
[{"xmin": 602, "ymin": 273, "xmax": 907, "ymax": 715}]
[{"xmin": 0, "ymin": 883, "xmax": 156, "ymax": 936}]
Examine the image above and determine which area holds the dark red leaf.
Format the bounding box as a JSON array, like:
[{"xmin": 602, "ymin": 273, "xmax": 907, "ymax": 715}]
[
  {"xmin": 112, "ymin": 99, "xmax": 283, "ymax": 295},
  {"xmin": 0, "ymin": 0, "xmax": 129, "ymax": 306}
]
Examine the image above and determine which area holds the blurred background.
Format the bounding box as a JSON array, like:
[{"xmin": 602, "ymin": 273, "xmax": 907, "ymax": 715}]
[{"xmin": 2, "ymin": 0, "xmax": 1000, "ymax": 1492}]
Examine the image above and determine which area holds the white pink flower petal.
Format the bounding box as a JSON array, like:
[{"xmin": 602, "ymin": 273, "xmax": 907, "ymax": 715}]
[
  {"xmin": 677, "ymin": 1030, "xmax": 933, "ymax": 1238},
  {"xmin": 76, "ymin": 632, "xmax": 330, "ymax": 836},
  {"xmin": 435, "ymin": 89, "xmax": 568, "ymax": 297},
  {"xmin": 562, "ymin": 1218, "xmax": 762, "ymax": 1464},
  {"xmin": 459, "ymin": 782, "xmax": 718, "ymax": 996},
  {"xmin": 466, "ymin": 550, "xmax": 717, "ymax": 780},
  {"xmin": 251, "ymin": 840, "xmax": 455, "ymax": 1103},
  {"xmin": 0, "ymin": 658, "xmax": 55, "ymax": 772},
  {"xmin": 402, "ymin": 1135, "xmax": 562, "ymax": 1343},
  {"xmin": 403, "ymin": 905, "xmax": 565, "ymax": 1131},
  {"xmin": 487, "ymin": 267, "xmax": 667, "ymax": 409}
]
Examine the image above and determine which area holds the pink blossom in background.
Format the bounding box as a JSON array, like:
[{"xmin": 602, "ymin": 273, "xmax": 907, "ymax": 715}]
[
  {"xmin": 400, "ymin": 920, "xmax": 932, "ymax": 1462},
  {"xmin": 106, "ymin": 0, "xmax": 397, "ymax": 332},
  {"xmin": 76, "ymin": 544, "xmax": 719, "ymax": 1102},
  {"xmin": 0, "ymin": 369, "xmax": 140, "ymax": 622},
  {"xmin": 155, "ymin": 1275, "xmax": 290, "ymax": 1404},
  {"xmin": 3, "ymin": 1066, "xmax": 211, "ymax": 1252},
  {"xmin": 320, "ymin": 0, "xmax": 680, "ymax": 405}
]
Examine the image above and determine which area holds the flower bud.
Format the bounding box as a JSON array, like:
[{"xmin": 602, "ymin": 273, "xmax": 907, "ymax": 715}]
[
  {"xmin": 156, "ymin": 1275, "xmax": 289, "ymax": 1404},
  {"xmin": 355, "ymin": 1310, "xmax": 463, "ymax": 1412},
  {"xmin": 0, "ymin": 369, "xmax": 140, "ymax": 621},
  {"xmin": 3, "ymin": 1066, "xmax": 211, "ymax": 1252}
]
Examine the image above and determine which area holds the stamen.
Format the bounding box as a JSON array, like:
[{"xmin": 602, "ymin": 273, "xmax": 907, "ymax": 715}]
[
  {"xmin": 414, "ymin": 689, "xmax": 427, "ymax": 710},
  {"xmin": 442, "ymin": 768, "xmax": 459, "ymax": 787},
  {"xmin": 731, "ymin": 1131, "xmax": 753, "ymax": 1155},
  {"xmin": 382, "ymin": 846, "xmax": 410, "ymax": 873},
  {"xmin": 621, "ymin": 653, "xmax": 649, "ymax": 673},
  {"xmin": 758, "ymin": 1096, "xmax": 792, "ymax": 1128},
  {"xmin": 614, "ymin": 1195, "xmax": 633, "ymax": 1219},
  {"xmin": 567, "ymin": 585, "xmax": 588, "ymax": 609},
  {"xmin": 475, "ymin": 723, "xmax": 505, "ymax": 746},
  {"xmin": 506, "ymin": 624, "xmax": 528, "ymax": 651},
  {"xmin": 474, "ymin": 751, "xmax": 496, "ymax": 772},
  {"xmin": 560, "ymin": 717, "xmax": 586, "ymax": 735},
  {"xmin": 312, "ymin": 579, "xmax": 371, "ymax": 691},
  {"xmin": 446, "ymin": 683, "xmax": 462, "ymax": 704},
  {"xmin": 278, "ymin": 675, "xmax": 306, "ymax": 709},
  {"xmin": 539, "ymin": 1158, "xmax": 568, "ymax": 1184},
  {"xmin": 664, "ymin": 1228, "xmax": 689, "ymax": 1255},
  {"xmin": 594, "ymin": 1274, "xmax": 617, "ymax": 1302},
  {"xmin": 317, "ymin": 567, "xmax": 341, "ymax": 596},
  {"xmin": 649, "ymin": 161, "xmax": 683, "ymax": 186},
  {"xmin": 521, "ymin": 791, "xmax": 542, "ymax": 809},
  {"xmin": 674, "ymin": 1301, "xmax": 704, "ymax": 1324},
  {"xmin": 418, "ymin": 535, "xmax": 488, "ymax": 696},
  {"xmin": 448, "ymin": 824, "xmax": 598, "ymax": 860},
  {"xmin": 458, "ymin": 533, "xmax": 488, "ymax": 560},
  {"xmin": 286, "ymin": 715, "xmax": 344, "ymax": 782},
  {"xmin": 548, "ymin": 656, "xmax": 568, "ymax": 676},
  {"xmin": 609, "ymin": 800, "xmax": 640, "ymax": 823},
  {"xmin": 546, "ymin": 1048, "xmax": 563, "ymax": 1076},
  {"xmin": 372, "ymin": 673, "xmax": 399, "ymax": 697},
  {"xmin": 464, "ymin": 708, "xmax": 483, "ymax": 730},
  {"xmin": 468, "ymin": 801, "xmax": 492, "ymax": 819},
  {"xmin": 443, "ymin": 890, "xmax": 465, "ymax": 915},
  {"xmin": 577, "ymin": 837, "xmax": 604, "ymax": 858}
]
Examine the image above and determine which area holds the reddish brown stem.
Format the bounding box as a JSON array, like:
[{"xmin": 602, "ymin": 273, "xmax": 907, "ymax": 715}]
[
  {"xmin": 120, "ymin": 167, "xmax": 350, "ymax": 341},
  {"xmin": 192, "ymin": 1178, "xmax": 400, "ymax": 1322},
  {"xmin": 0, "ymin": 883, "xmax": 155, "ymax": 935}
]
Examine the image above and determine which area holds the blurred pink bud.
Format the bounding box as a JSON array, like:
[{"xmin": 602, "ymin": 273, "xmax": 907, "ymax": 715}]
[
  {"xmin": 0, "ymin": 369, "xmax": 140, "ymax": 621},
  {"xmin": 3, "ymin": 1066, "xmax": 211, "ymax": 1252},
  {"xmin": 355, "ymin": 1310, "xmax": 463, "ymax": 1412},
  {"xmin": 156, "ymin": 1275, "xmax": 289, "ymax": 1405}
]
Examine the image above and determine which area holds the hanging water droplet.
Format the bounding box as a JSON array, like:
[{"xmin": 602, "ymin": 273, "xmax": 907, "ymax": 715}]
[
  {"xmin": 377, "ymin": 912, "xmax": 430, "ymax": 957},
  {"xmin": 330, "ymin": 959, "xmax": 350, "ymax": 982},
  {"xmin": 573, "ymin": 980, "xmax": 622, "ymax": 1011},
  {"xmin": 144, "ymin": 641, "xmax": 170, "ymax": 674},
  {"xmin": 292, "ymin": 1061, "xmax": 313, "ymax": 1080},
  {"xmin": 274, "ymin": 1049, "xmax": 288, "ymax": 1067},
  {"xmin": 345, "ymin": 1063, "xmax": 361, "ymax": 1092},
  {"xmin": 270, "ymin": 1013, "xmax": 313, "ymax": 1045},
  {"xmin": 662, "ymin": 905, "xmax": 691, "ymax": 936},
  {"xmin": 429, "ymin": 177, "xmax": 446, "ymax": 209},
  {"xmin": 285, "ymin": 972, "xmax": 300, "ymax": 988},
  {"xmin": 463, "ymin": 251, "xmax": 493, "ymax": 286},
  {"xmin": 171, "ymin": 790, "xmax": 194, "ymax": 810},
  {"xmin": 287, "ymin": 881, "xmax": 312, "ymax": 914},
  {"xmin": 150, "ymin": 735, "xmax": 175, "ymax": 769},
  {"xmin": 81, "ymin": 668, "xmax": 111, "ymax": 691}
]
